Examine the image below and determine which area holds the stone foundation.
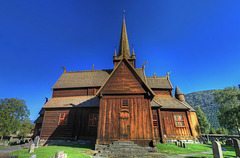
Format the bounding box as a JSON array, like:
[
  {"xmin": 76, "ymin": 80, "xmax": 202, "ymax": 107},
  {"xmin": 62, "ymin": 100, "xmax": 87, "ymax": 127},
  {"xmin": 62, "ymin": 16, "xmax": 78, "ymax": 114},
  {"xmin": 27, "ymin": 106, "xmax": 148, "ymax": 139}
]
[{"xmin": 39, "ymin": 139, "xmax": 95, "ymax": 147}]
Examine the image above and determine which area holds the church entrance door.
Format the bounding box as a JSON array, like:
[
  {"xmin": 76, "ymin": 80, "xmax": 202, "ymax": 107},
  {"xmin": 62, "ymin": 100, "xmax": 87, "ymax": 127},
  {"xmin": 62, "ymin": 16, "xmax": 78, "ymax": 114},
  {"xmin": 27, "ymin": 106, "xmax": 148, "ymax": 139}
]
[{"xmin": 119, "ymin": 110, "xmax": 130, "ymax": 141}]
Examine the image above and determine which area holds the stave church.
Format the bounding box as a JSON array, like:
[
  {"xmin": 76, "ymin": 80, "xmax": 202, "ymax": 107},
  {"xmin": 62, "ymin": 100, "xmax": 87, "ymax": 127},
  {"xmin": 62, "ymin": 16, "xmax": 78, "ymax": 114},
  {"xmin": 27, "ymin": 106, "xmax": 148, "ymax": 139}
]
[{"xmin": 34, "ymin": 13, "xmax": 200, "ymax": 148}]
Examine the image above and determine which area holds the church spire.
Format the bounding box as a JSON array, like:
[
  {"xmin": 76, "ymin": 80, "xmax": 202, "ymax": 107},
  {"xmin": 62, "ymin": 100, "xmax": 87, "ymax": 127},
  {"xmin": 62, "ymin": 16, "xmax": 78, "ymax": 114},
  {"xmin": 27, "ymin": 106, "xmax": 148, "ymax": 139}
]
[{"xmin": 118, "ymin": 10, "xmax": 131, "ymax": 58}]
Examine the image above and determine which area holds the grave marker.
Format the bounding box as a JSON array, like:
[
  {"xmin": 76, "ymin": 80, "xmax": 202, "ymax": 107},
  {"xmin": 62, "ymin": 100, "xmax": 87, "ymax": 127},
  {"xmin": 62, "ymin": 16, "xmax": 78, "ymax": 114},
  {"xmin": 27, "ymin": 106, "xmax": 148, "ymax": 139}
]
[{"xmin": 212, "ymin": 140, "xmax": 223, "ymax": 158}]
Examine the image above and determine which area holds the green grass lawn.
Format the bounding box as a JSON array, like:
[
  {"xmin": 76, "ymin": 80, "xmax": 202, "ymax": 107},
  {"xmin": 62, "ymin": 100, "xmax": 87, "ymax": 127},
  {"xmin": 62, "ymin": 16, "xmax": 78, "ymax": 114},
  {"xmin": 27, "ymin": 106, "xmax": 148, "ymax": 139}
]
[
  {"xmin": 157, "ymin": 143, "xmax": 212, "ymax": 155},
  {"xmin": 11, "ymin": 145, "xmax": 94, "ymax": 158},
  {"xmin": 185, "ymin": 144, "xmax": 236, "ymax": 158}
]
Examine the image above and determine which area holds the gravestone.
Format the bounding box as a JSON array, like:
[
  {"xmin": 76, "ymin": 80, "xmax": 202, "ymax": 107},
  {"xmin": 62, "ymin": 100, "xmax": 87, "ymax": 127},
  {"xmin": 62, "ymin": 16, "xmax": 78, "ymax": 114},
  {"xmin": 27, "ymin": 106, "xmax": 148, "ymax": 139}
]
[
  {"xmin": 4, "ymin": 141, "xmax": 8, "ymax": 147},
  {"xmin": 9, "ymin": 136, "xmax": 13, "ymax": 141},
  {"xmin": 226, "ymin": 139, "xmax": 233, "ymax": 146},
  {"xmin": 175, "ymin": 141, "xmax": 178, "ymax": 146},
  {"xmin": 55, "ymin": 151, "xmax": 64, "ymax": 158},
  {"xmin": 63, "ymin": 154, "xmax": 67, "ymax": 158},
  {"xmin": 34, "ymin": 136, "xmax": 40, "ymax": 148},
  {"xmin": 212, "ymin": 140, "xmax": 223, "ymax": 158},
  {"xmin": 180, "ymin": 141, "xmax": 184, "ymax": 147},
  {"xmin": 233, "ymin": 138, "xmax": 240, "ymax": 157},
  {"xmin": 28, "ymin": 143, "xmax": 35, "ymax": 153},
  {"xmin": 183, "ymin": 142, "xmax": 186, "ymax": 148},
  {"xmin": 29, "ymin": 155, "xmax": 36, "ymax": 158}
]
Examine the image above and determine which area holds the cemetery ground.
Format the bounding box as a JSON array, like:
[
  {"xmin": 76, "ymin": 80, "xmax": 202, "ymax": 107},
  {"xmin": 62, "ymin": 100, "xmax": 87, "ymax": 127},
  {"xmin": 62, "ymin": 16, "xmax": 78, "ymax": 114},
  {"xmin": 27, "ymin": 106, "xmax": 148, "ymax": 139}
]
[{"xmin": 0, "ymin": 142, "xmax": 235, "ymax": 158}]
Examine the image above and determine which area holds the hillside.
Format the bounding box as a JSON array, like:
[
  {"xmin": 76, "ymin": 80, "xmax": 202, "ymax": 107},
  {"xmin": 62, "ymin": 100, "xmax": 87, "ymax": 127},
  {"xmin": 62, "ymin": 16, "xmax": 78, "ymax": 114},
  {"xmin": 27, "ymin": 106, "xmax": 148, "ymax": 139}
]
[{"xmin": 185, "ymin": 90, "xmax": 221, "ymax": 129}]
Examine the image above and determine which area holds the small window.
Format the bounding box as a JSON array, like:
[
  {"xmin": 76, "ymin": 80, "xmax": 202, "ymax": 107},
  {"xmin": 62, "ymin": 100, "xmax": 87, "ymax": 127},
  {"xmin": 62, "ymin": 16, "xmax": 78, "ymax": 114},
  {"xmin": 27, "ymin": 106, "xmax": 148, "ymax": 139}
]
[
  {"xmin": 58, "ymin": 113, "xmax": 68, "ymax": 126},
  {"xmin": 122, "ymin": 100, "xmax": 128, "ymax": 106},
  {"xmin": 174, "ymin": 114, "xmax": 185, "ymax": 127},
  {"xmin": 88, "ymin": 114, "xmax": 98, "ymax": 127},
  {"xmin": 153, "ymin": 114, "xmax": 158, "ymax": 126}
]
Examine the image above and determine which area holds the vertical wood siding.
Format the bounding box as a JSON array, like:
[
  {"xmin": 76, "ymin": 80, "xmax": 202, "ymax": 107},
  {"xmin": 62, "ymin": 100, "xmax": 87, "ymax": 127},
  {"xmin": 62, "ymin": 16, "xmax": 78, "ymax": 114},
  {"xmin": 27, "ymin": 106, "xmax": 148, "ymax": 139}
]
[
  {"xmin": 160, "ymin": 111, "xmax": 193, "ymax": 140},
  {"xmin": 102, "ymin": 62, "xmax": 146, "ymax": 94},
  {"xmin": 41, "ymin": 108, "xmax": 99, "ymax": 140},
  {"xmin": 52, "ymin": 87, "xmax": 99, "ymax": 97},
  {"xmin": 97, "ymin": 96, "xmax": 154, "ymax": 146}
]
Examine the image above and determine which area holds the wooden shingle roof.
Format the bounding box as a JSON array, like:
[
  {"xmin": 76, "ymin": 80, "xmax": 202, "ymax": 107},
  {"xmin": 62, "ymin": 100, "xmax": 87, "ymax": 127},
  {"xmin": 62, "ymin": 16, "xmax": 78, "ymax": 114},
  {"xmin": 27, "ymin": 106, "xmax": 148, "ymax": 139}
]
[
  {"xmin": 152, "ymin": 96, "xmax": 190, "ymax": 109},
  {"xmin": 52, "ymin": 68, "xmax": 147, "ymax": 89},
  {"xmin": 147, "ymin": 77, "xmax": 173, "ymax": 89},
  {"xmin": 52, "ymin": 70, "xmax": 113, "ymax": 89},
  {"xmin": 42, "ymin": 96, "xmax": 99, "ymax": 108}
]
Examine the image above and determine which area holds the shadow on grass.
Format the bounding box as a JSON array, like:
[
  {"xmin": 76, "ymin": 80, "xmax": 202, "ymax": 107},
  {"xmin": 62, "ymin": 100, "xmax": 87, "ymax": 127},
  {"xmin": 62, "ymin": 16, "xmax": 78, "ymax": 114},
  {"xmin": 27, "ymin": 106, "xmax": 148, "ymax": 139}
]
[{"xmin": 48, "ymin": 143, "xmax": 95, "ymax": 150}]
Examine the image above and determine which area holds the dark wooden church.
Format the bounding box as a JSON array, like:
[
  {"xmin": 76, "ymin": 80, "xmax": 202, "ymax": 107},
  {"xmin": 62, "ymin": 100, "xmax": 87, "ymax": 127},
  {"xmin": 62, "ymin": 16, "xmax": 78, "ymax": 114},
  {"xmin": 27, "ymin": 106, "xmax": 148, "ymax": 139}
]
[{"xmin": 34, "ymin": 13, "xmax": 200, "ymax": 148}]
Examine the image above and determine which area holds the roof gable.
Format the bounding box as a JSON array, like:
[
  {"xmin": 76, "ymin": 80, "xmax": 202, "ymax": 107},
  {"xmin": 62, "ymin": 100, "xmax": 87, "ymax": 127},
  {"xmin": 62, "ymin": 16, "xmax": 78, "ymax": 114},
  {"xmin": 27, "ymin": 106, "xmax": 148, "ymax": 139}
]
[{"xmin": 97, "ymin": 58, "xmax": 155, "ymax": 96}]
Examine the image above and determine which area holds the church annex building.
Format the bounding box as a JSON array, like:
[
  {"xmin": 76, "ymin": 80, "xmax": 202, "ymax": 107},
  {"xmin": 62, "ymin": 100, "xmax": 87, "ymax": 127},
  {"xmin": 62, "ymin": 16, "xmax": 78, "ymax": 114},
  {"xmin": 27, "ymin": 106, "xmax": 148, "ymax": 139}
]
[{"xmin": 34, "ymin": 13, "xmax": 200, "ymax": 148}]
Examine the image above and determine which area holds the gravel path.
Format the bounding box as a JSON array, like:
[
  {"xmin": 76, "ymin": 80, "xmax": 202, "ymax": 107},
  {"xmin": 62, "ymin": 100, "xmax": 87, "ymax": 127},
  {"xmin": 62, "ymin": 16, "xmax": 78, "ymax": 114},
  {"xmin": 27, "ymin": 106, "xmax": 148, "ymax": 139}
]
[{"xmin": 0, "ymin": 143, "xmax": 30, "ymax": 157}]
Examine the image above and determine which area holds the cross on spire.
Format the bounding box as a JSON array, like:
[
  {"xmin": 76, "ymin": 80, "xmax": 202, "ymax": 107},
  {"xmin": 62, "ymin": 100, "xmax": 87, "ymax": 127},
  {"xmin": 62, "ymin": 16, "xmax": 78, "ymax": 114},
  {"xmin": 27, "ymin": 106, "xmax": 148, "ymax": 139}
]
[{"xmin": 153, "ymin": 73, "xmax": 157, "ymax": 78}]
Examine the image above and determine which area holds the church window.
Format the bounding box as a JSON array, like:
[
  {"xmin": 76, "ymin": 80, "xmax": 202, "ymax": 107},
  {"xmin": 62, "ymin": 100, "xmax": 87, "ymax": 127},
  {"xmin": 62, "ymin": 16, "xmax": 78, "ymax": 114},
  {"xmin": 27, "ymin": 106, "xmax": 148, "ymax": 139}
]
[
  {"xmin": 174, "ymin": 115, "xmax": 185, "ymax": 127},
  {"xmin": 152, "ymin": 114, "xmax": 158, "ymax": 126},
  {"xmin": 88, "ymin": 114, "xmax": 98, "ymax": 127},
  {"xmin": 122, "ymin": 100, "xmax": 128, "ymax": 107},
  {"xmin": 58, "ymin": 113, "xmax": 68, "ymax": 126}
]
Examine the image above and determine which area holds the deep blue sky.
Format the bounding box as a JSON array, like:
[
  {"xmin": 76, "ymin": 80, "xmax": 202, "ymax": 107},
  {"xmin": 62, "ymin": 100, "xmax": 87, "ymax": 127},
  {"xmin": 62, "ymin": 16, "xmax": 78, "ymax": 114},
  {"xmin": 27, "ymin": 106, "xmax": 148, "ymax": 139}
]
[{"xmin": 0, "ymin": 0, "xmax": 240, "ymax": 120}]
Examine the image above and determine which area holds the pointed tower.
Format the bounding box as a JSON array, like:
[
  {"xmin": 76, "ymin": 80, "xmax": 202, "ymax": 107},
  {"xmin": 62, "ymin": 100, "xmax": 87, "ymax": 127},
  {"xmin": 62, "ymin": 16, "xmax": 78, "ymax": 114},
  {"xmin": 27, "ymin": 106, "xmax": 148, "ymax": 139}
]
[
  {"xmin": 175, "ymin": 86, "xmax": 185, "ymax": 102},
  {"xmin": 113, "ymin": 11, "xmax": 136, "ymax": 68}
]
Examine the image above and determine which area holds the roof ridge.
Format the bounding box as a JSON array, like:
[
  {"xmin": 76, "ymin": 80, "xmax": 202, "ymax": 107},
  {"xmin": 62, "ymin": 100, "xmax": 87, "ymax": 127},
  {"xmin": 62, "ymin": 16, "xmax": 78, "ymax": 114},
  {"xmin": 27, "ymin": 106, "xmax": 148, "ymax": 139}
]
[
  {"xmin": 172, "ymin": 97, "xmax": 191, "ymax": 109},
  {"xmin": 66, "ymin": 69, "xmax": 113, "ymax": 73},
  {"xmin": 146, "ymin": 77, "xmax": 167, "ymax": 79}
]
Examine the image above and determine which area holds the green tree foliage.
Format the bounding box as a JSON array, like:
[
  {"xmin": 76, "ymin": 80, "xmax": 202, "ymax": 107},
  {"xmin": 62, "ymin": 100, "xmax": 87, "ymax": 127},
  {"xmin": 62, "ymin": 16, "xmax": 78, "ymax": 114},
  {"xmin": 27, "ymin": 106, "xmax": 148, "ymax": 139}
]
[
  {"xmin": 215, "ymin": 128, "xmax": 227, "ymax": 134},
  {"xmin": 213, "ymin": 86, "xmax": 240, "ymax": 135},
  {"xmin": 185, "ymin": 90, "xmax": 221, "ymax": 129},
  {"xmin": 0, "ymin": 98, "xmax": 30, "ymax": 137},
  {"xmin": 209, "ymin": 128, "xmax": 216, "ymax": 134},
  {"xmin": 196, "ymin": 106, "xmax": 210, "ymax": 134},
  {"xmin": 18, "ymin": 118, "xmax": 34, "ymax": 139}
]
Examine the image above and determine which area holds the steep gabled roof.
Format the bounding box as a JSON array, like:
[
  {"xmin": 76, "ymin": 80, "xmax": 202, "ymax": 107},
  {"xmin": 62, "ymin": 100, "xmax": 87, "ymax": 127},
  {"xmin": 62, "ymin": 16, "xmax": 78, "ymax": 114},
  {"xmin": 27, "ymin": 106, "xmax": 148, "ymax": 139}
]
[
  {"xmin": 153, "ymin": 96, "xmax": 190, "ymax": 110},
  {"xmin": 42, "ymin": 96, "xmax": 99, "ymax": 108},
  {"xmin": 52, "ymin": 69, "xmax": 113, "ymax": 89},
  {"xmin": 147, "ymin": 77, "xmax": 173, "ymax": 89},
  {"xmin": 96, "ymin": 58, "xmax": 155, "ymax": 97}
]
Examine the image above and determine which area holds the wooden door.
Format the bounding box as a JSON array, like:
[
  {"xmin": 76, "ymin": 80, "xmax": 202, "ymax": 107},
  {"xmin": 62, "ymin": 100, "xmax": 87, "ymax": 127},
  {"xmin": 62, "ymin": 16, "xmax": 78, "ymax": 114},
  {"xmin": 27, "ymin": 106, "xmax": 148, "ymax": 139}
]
[{"xmin": 120, "ymin": 111, "xmax": 130, "ymax": 140}]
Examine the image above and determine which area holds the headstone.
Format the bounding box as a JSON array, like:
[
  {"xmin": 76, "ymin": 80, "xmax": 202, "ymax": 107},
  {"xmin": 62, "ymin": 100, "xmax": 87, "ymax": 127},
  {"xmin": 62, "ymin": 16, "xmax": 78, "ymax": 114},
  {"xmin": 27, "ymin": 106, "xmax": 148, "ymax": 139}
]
[
  {"xmin": 183, "ymin": 142, "xmax": 186, "ymax": 148},
  {"xmin": 9, "ymin": 136, "xmax": 13, "ymax": 141},
  {"xmin": 180, "ymin": 141, "xmax": 184, "ymax": 147},
  {"xmin": 63, "ymin": 154, "xmax": 67, "ymax": 158},
  {"xmin": 4, "ymin": 141, "xmax": 8, "ymax": 147},
  {"xmin": 233, "ymin": 138, "xmax": 240, "ymax": 157},
  {"xmin": 226, "ymin": 139, "xmax": 233, "ymax": 146},
  {"xmin": 212, "ymin": 140, "xmax": 223, "ymax": 158},
  {"xmin": 34, "ymin": 136, "xmax": 40, "ymax": 148},
  {"xmin": 29, "ymin": 155, "xmax": 36, "ymax": 158},
  {"xmin": 28, "ymin": 143, "xmax": 35, "ymax": 153},
  {"xmin": 55, "ymin": 151, "xmax": 64, "ymax": 158},
  {"xmin": 175, "ymin": 141, "xmax": 178, "ymax": 146}
]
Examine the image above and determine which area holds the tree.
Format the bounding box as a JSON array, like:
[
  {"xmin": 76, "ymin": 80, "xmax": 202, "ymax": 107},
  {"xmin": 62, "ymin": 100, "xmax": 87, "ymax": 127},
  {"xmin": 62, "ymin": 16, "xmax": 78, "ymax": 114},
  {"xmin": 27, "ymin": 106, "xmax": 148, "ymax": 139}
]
[
  {"xmin": 0, "ymin": 98, "xmax": 30, "ymax": 137},
  {"xmin": 209, "ymin": 128, "xmax": 216, "ymax": 134},
  {"xmin": 196, "ymin": 105, "xmax": 210, "ymax": 134},
  {"xmin": 215, "ymin": 128, "xmax": 227, "ymax": 134},
  {"xmin": 213, "ymin": 86, "xmax": 240, "ymax": 136},
  {"xmin": 18, "ymin": 118, "xmax": 34, "ymax": 139}
]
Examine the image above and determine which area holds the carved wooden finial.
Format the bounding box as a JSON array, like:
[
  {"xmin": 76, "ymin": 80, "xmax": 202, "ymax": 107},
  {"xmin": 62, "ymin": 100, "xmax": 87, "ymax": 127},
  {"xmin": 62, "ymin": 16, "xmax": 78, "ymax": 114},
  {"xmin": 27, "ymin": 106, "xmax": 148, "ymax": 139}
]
[
  {"xmin": 92, "ymin": 64, "xmax": 95, "ymax": 70},
  {"xmin": 61, "ymin": 66, "xmax": 66, "ymax": 73},
  {"xmin": 153, "ymin": 73, "xmax": 157, "ymax": 78},
  {"xmin": 142, "ymin": 61, "xmax": 148, "ymax": 70},
  {"xmin": 167, "ymin": 72, "xmax": 171, "ymax": 79}
]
